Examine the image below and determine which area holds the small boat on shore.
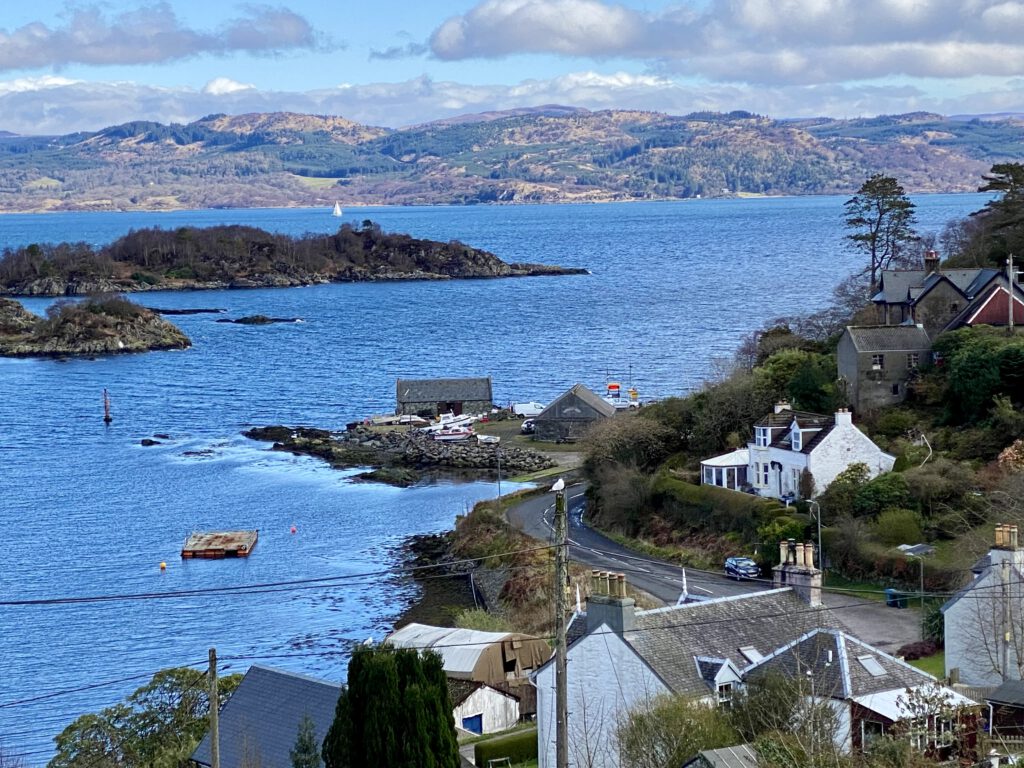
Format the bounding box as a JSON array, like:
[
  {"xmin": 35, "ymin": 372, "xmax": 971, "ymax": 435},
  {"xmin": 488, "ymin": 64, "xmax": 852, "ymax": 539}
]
[
  {"xmin": 433, "ymin": 426, "xmax": 474, "ymax": 442},
  {"xmin": 476, "ymin": 434, "xmax": 500, "ymax": 445}
]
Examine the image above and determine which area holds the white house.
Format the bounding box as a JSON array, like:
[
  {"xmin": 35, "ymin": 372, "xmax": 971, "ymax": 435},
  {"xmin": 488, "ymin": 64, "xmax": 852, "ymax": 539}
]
[
  {"xmin": 449, "ymin": 679, "xmax": 521, "ymax": 735},
  {"xmin": 532, "ymin": 566, "xmax": 837, "ymax": 768},
  {"xmin": 943, "ymin": 524, "xmax": 1024, "ymax": 686},
  {"xmin": 701, "ymin": 403, "xmax": 895, "ymax": 500}
]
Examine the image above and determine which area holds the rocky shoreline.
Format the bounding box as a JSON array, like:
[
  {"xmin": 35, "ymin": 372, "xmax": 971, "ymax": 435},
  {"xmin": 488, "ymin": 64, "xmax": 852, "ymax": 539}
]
[
  {"xmin": 243, "ymin": 424, "xmax": 557, "ymax": 486},
  {"xmin": 0, "ymin": 296, "xmax": 190, "ymax": 357}
]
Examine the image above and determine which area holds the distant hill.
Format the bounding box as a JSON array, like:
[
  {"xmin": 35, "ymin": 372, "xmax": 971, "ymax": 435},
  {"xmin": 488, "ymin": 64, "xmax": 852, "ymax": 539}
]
[{"xmin": 0, "ymin": 108, "xmax": 1021, "ymax": 212}]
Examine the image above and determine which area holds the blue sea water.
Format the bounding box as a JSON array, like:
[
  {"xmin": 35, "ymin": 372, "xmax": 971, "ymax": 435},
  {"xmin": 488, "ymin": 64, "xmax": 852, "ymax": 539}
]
[{"xmin": 0, "ymin": 194, "xmax": 991, "ymax": 762}]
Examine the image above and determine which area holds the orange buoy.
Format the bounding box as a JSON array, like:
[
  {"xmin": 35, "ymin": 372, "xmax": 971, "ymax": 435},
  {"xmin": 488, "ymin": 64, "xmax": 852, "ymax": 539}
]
[{"xmin": 159, "ymin": 562, "xmax": 167, "ymax": 570}]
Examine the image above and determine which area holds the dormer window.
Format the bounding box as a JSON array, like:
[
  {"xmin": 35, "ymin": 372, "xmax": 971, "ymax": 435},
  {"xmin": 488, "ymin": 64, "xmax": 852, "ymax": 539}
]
[
  {"xmin": 754, "ymin": 427, "xmax": 770, "ymax": 447},
  {"xmin": 792, "ymin": 429, "xmax": 802, "ymax": 452}
]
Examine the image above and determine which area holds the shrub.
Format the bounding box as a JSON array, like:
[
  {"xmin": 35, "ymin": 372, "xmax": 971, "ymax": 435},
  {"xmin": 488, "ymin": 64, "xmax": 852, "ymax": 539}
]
[
  {"xmin": 854, "ymin": 473, "xmax": 913, "ymax": 517},
  {"xmin": 873, "ymin": 508, "xmax": 923, "ymax": 547},
  {"xmin": 474, "ymin": 729, "xmax": 537, "ymax": 766},
  {"xmin": 895, "ymin": 640, "xmax": 938, "ymax": 660},
  {"xmin": 650, "ymin": 472, "xmax": 785, "ymax": 540}
]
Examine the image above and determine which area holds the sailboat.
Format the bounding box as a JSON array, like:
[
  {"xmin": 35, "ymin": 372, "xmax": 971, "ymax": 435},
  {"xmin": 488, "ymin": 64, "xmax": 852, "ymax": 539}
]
[{"xmin": 332, "ymin": 201, "xmax": 342, "ymax": 217}]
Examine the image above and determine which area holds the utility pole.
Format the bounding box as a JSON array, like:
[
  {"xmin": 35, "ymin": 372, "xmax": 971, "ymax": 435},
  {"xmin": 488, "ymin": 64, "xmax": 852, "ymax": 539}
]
[
  {"xmin": 1009, "ymin": 253, "xmax": 1017, "ymax": 334},
  {"xmin": 209, "ymin": 647, "xmax": 220, "ymax": 768},
  {"xmin": 553, "ymin": 479, "xmax": 568, "ymax": 768},
  {"xmin": 1001, "ymin": 561, "xmax": 1011, "ymax": 682}
]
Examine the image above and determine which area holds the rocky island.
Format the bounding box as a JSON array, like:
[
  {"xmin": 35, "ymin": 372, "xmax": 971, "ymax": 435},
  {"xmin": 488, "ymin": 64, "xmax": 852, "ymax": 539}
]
[
  {"xmin": 0, "ymin": 221, "xmax": 587, "ymax": 297},
  {"xmin": 244, "ymin": 425, "xmax": 557, "ymax": 486},
  {"xmin": 0, "ymin": 295, "xmax": 190, "ymax": 356}
]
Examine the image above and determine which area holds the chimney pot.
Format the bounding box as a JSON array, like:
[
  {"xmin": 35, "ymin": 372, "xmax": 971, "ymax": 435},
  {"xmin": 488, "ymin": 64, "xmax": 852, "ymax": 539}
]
[
  {"xmin": 779, "ymin": 540, "xmax": 787, "ymax": 564},
  {"xmin": 617, "ymin": 573, "xmax": 627, "ymax": 598},
  {"xmin": 997, "ymin": 525, "xmax": 1007, "ymax": 548},
  {"xmin": 795, "ymin": 542, "xmax": 806, "ymax": 567},
  {"xmin": 804, "ymin": 541, "xmax": 816, "ymax": 568}
]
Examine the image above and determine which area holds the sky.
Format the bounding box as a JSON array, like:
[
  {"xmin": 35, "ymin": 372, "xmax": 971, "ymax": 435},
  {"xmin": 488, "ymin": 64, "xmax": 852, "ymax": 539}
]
[{"xmin": 1, "ymin": 0, "xmax": 1024, "ymax": 135}]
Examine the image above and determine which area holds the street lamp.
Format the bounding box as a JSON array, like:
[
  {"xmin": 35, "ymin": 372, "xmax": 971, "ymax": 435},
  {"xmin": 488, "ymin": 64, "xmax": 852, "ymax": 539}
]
[
  {"xmin": 906, "ymin": 552, "xmax": 929, "ymax": 612},
  {"xmin": 807, "ymin": 500, "xmax": 823, "ymax": 573}
]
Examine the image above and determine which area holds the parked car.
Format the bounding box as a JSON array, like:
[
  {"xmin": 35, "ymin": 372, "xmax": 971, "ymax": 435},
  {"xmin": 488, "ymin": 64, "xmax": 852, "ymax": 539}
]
[
  {"xmin": 512, "ymin": 401, "xmax": 546, "ymax": 418},
  {"xmin": 521, "ymin": 419, "xmax": 535, "ymax": 435},
  {"xmin": 724, "ymin": 556, "xmax": 760, "ymax": 580}
]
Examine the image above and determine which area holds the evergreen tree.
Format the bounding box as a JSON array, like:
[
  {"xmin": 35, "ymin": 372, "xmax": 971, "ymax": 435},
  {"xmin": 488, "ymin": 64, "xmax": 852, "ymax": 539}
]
[
  {"xmin": 844, "ymin": 174, "xmax": 918, "ymax": 294},
  {"xmin": 290, "ymin": 714, "xmax": 321, "ymax": 768},
  {"xmin": 322, "ymin": 646, "xmax": 458, "ymax": 768}
]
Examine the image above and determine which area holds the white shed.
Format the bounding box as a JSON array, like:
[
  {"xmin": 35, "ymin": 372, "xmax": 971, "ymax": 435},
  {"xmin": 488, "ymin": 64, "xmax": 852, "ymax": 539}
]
[{"xmin": 449, "ymin": 680, "xmax": 520, "ymax": 735}]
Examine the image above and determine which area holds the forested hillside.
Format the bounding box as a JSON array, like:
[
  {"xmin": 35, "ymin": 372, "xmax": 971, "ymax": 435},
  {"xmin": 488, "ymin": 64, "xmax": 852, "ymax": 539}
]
[{"xmin": 0, "ymin": 108, "xmax": 1021, "ymax": 212}]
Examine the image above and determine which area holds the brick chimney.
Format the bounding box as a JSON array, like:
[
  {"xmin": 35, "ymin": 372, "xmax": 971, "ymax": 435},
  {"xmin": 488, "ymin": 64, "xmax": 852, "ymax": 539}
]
[
  {"xmin": 773, "ymin": 539, "xmax": 822, "ymax": 607},
  {"xmin": 586, "ymin": 570, "xmax": 636, "ymax": 634},
  {"xmin": 924, "ymin": 249, "xmax": 940, "ymax": 274}
]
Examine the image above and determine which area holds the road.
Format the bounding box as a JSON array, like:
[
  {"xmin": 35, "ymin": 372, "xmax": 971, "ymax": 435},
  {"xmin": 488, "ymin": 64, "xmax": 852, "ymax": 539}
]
[
  {"xmin": 505, "ymin": 482, "xmax": 923, "ymax": 652},
  {"xmin": 506, "ymin": 482, "xmax": 769, "ymax": 605}
]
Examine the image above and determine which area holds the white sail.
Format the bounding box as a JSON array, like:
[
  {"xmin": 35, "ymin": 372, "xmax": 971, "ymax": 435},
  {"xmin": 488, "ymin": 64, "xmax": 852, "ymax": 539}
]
[{"xmin": 332, "ymin": 201, "xmax": 342, "ymax": 216}]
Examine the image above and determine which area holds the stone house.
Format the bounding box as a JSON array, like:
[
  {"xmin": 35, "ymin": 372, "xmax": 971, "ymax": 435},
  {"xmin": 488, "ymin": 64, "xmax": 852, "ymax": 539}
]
[
  {"xmin": 532, "ymin": 383, "xmax": 615, "ymax": 443},
  {"xmin": 943, "ymin": 525, "xmax": 1024, "ymax": 687},
  {"xmin": 837, "ymin": 325, "xmax": 932, "ymax": 413},
  {"xmin": 191, "ymin": 666, "xmax": 341, "ymax": 768},
  {"xmin": 395, "ymin": 376, "xmax": 493, "ymax": 417},
  {"xmin": 701, "ymin": 403, "xmax": 895, "ymax": 500}
]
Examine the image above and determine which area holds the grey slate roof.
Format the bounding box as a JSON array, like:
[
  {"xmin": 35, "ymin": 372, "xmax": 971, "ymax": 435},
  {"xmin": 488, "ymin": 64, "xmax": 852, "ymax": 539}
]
[
  {"xmin": 192, "ymin": 665, "xmax": 341, "ymax": 768},
  {"xmin": 754, "ymin": 409, "xmax": 835, "ymax": 454},
  {"xmin": 536, "ymin": 383, "xmax": 616, "ymax": 421},
  {"xmin": 874, "ymin": 268, "xmax": 996, "ymax": 306},
  {"xmin": 396, "ymin": 377, "xmax": 493, "ymax": 404},
  {"xmin": 685, "ymin": 744, "xmax": 759, "ymax": 768},
  {"xmin": 743, "ymin": 629, "xmax": 935, "ymax": 699},
  {"xmin": 621, "ymin": 588, "xmax": 838, "ymax": 697},
  {"xmin": 844, "ymin": 325, "xmax": 932, "ymax": 353},
  {"xmin": 987, "ymin": 679, "xmax": 1024, "ymax": 707}
]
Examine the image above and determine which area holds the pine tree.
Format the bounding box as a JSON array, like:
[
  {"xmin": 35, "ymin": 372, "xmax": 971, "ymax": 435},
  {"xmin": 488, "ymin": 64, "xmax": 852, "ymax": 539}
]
[
  {"xmin": 844, "ymin": 174, "xmax": 918, "ymax": 294},
  {"xmin": 290, "ymin": 714, "xmax": 321, "ymax": 768}
]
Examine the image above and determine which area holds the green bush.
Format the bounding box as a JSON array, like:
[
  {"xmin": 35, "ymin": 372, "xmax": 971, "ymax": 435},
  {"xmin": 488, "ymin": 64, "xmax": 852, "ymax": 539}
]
[
  {"xmin": 854, "ymin": 472, "xmax": 913, "ymax": 516},
  {"xmin": 130, "ymin": 271, "xmax": 161, "ymax": 285},
  {"xmin": 873, "ymin": 508, "xmax": 923, "ymax": 546},
  {"xmin": 474, "ymin": 729, "xmax": 537, "ymax": 766},
  {"xmin": 651, "ymin": 472, "xmax": 785, "ymax": 539}
]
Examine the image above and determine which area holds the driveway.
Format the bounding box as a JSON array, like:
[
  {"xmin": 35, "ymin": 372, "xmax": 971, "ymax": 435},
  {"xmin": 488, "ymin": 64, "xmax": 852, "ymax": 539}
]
[{"xmin": 506, "ymin": 482, "xmax": 922, "ymax": 652}]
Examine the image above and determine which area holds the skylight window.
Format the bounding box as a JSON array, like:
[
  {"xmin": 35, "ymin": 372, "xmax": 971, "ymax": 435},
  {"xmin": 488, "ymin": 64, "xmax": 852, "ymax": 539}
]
[
  {"xmin": 857, "ymin": 655, "xmax": 887, "ymax": 677},
  {"xmin": 739, "ymin": 646, "xmax": 763, "ymax": 664}
]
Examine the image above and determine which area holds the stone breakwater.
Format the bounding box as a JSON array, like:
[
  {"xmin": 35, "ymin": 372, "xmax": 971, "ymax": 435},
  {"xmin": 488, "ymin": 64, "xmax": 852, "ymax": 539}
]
[{"xmin": 244, "ymin": 425, "xmax": 557, "ymax": 485}]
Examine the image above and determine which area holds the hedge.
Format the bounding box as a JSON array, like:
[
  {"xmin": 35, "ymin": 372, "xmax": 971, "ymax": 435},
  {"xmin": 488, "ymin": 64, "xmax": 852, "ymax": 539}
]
[
  {"xmin": 474, "ymin": 728, "xmax": 538, "ymax": 766},
  {"xmin": 651, "ymin": 471, "xmax": 786, "ymax": 538}
]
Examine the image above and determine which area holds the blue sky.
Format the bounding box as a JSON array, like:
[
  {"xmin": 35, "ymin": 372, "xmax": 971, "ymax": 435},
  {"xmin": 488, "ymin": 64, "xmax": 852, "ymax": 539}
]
[{"xmin": 1, "ymin": 0, "xmax": 1023, "ymax": 134}]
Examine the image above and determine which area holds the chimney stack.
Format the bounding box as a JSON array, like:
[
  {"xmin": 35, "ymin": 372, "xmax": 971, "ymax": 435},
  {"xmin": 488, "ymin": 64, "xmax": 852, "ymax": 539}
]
[
  {"xmin": 773, "ymin": 540, "xmax": 822, "ymax": 607},
  {"xmin": 774, "ymin": 401, "xmax": 792, "ymax": 415},
  {"xmin": 586, "ymin": 571, "xmax": 636, "ymax": 635},
  {"xmin": 924, "ymin": 249, "xmax": 940, "ymax": 274},
  {"xmin": 834, "ymin": 408, "xmax": 853, "ymax": 426}
]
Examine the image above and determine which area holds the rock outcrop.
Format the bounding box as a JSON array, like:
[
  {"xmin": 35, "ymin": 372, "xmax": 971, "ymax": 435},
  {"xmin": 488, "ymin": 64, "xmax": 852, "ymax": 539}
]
[
  {"xmin": 244, "ymin": 424, "xmax": 557, "ymax": 485},
  {"xmin": 0, "ymin": 296, "xmax": 190, "ymax": 357}
]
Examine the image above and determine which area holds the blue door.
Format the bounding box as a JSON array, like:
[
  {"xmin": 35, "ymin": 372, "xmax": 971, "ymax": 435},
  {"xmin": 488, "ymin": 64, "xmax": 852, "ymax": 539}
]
[{"xmin": 462, "ymin": 713, "xmax": 483, "ymax": 734}]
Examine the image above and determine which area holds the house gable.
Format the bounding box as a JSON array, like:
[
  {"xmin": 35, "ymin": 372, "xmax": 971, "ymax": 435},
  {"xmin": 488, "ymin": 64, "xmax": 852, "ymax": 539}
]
[{"xmin": 805, "ymin": 415, "xmax": 894, "ymax": 493}]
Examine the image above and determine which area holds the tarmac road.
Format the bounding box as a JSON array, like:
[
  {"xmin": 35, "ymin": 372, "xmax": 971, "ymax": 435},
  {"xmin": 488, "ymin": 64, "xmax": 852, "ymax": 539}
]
[
  {"xmin": 506, "ymin": 482, "xmax": 770, "ymax": 605},
  {"xmin": 505, "ymin": 482, "xmax": 923, "ymax": 652}
]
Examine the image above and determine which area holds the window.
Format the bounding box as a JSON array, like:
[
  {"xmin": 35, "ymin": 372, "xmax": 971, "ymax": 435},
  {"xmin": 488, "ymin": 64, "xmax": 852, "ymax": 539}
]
[
  {"xmin": 761, "ymin": 463, "xmax": 769, "ymax": 486},
  {"xmin": 872, "ymin": 354, "xmax": 885, "ymax": 369},
  {"xmin": 862, "ymin": 720, "xmax": 885, "ymax": 745},
  {"xmin": 907, "ymin": 353, "xmax": 920, "ymax": 368},
  {"xmin": 891, "ymin": 383, "xmax": 900, "ymax": 396},
  {"xmin": 739, "ymin": 646, "xmax": 763, "ymax": 664},
  {"xmin": 792, "ymin": 429, "xmax": 802, "ymax": 451},
  {"xmin": 950, "ymin": 302, "xmax": 959, "ymax": 313},
  {"xmin": 856, "ymin": 654, "xmax": 887, "ymax": 677},
  {"xmin": 754, "ymin": 427, "xmax": 769, "ymax": 447},
  {"xmin": 716, "ymin": 682, "xmax": 733, "ymax": 707},
  {"xmin": 753, "ymin": 462, "xmax": 761, "ymax": 487}
]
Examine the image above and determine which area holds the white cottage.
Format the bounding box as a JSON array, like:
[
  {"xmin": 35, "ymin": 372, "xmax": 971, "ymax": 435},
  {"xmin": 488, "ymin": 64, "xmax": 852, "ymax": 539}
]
[
  {"xmin": 943, "ymin": 524, "xmax": 1024, "ymax": 686},
  {"xmin": 532, "ymin": 568, "xmax": 836, "ymax": 768},
  {"xmin": 702, "ymin": 403, "xmax": 895, "ymax": 500}
]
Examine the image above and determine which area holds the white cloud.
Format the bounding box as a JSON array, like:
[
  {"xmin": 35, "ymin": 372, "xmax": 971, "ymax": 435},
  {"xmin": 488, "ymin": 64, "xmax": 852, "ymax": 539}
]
[
  {"xmin": 428, "ymin": 0, "xmax": 1024, "ymax": 85},
  {"xmin": 0, "ymin": 3, "xmax": 323, "ymax": 72},
  {"xmin": 0, "ymin": 71, "xmax": 1022, "ymax": 137},
  {"xmin": 203, "ymin": 77, "xmax": 255, "ymax": 95}
]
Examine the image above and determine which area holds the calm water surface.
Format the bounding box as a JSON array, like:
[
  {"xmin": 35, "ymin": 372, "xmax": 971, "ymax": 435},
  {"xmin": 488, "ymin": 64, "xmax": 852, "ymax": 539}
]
[{"xmin": 0, "ymin": 195, "xmax": 990, "ymax": 761}]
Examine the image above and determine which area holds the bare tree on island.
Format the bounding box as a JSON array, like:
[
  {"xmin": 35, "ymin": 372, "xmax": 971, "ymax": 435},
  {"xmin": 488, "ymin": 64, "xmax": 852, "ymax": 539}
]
[{"xmin": 845, "ymin": 174, "xmax": 919, "ymax": 295}]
